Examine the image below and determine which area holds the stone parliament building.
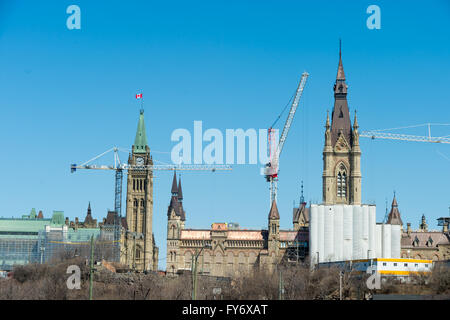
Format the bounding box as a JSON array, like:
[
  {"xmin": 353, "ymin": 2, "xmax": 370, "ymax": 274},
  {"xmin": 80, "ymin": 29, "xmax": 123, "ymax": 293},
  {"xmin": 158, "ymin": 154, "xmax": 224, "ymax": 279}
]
[{"xmin": 164, "ymin": 48, "xmax": 450, "ymax": 277}]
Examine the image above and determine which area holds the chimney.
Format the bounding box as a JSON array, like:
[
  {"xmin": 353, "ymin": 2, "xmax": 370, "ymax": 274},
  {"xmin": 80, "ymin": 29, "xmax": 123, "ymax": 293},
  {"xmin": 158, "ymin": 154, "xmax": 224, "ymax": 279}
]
[
  {"xmin": 407, "ymin": 223, "xmax": 412, "ymax": 236},
  {"xmin": 444, "ymin": 223, "xmax": 449, "ymax": 233}
]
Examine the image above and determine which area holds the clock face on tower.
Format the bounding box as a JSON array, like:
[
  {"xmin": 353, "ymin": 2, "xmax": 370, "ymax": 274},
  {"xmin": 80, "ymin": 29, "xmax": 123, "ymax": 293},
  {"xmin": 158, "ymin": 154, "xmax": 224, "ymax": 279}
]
[{"xmin": 136, "ymin": 157, "xmax": 144, "ymax": 166}]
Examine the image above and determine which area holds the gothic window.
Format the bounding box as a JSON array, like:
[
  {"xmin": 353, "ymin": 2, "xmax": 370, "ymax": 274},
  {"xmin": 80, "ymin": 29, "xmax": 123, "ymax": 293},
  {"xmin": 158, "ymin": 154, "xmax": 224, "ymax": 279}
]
[
  {"xmin": 336, "ymin": 164, "xmax": 347, "ymax": 199},
  {"xmin": 133, "ymin": 199, "xmax": 138, "ymax": 216},
  {"xmin": 136, "ymin": 249, "xmax": 140, "ymax": 259},
  {"xmin": 133, "ymin": 179, "xmax": 135, "ymax": 191}
]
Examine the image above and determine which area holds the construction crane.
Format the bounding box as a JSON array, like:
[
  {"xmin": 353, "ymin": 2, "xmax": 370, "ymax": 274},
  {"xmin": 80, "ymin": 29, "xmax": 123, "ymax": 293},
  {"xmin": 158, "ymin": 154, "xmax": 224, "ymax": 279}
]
[
  {"xmin": 71, "ymin": 147, "xmax": 232, "ymax": 261},
  {"xmin": 264, "ymin": 71, "xmax": 309, "ymax": 204},
  {"xmin": 360, "ymin": 123, "xmax": 450, "ymax": 144},
  {"xmin": 71, "ymin": 147, "xmax": 232, "ymax": 215}
]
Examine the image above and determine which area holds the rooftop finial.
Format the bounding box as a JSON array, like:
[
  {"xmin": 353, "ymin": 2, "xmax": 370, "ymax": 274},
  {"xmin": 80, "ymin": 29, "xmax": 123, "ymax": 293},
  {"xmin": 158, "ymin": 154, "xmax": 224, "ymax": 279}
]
[
  {"xmin": 336, "ymin": 39, "xmax": 346, "ymax": 81},
  {"xmin": 300, "ymin": 180, "xmax": 305, "ymax": 204}
]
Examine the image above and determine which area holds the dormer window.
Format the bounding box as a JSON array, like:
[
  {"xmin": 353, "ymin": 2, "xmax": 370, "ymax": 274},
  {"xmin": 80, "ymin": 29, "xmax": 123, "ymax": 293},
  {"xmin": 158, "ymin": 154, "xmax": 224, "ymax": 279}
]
[
  {"xmin": 426, "ymin": 236, "xmax": 433, "ymax": 247},
  {"xmin": 413, "ymin": 236, "xmax": 420, "ymax": 247}
]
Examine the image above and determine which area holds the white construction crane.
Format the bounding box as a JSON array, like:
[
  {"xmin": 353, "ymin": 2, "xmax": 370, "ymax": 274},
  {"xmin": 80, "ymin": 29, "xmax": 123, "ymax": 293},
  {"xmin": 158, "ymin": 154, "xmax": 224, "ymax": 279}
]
[
  {"xmin": 71, "ymin": 147, "xmax": 231, "ymax": 262},
  {"xmin": 360, "ymin": 123, "xmax": 450, "ymax": 144},
  {"xmin": 264, "ymin": 71, "xmax": 309, "ymax": 204},
  {"xmin": 71, "ymin": 146, "xmax": 232, "ymax": 218}
]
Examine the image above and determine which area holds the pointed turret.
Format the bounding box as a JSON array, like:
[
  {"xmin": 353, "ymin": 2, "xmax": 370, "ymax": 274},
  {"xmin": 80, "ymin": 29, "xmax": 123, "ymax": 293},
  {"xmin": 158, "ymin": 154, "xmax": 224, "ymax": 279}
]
[
  {"xmin": 331, "ymin": 42, "xmax": 352, "ymax": 147},
  {"xmin": 352, "ymin": 111, "xmax": 360, "ymax": 147},
  {"xmin": 353, "ymin": 111, "xmax": 359, "ymax": 129},
  {"xmin": 133, "ymin": 110, "xmax": 148, "ymax": 154},
  {"xmin": 326, "ymin": 110, "xmax": 331, "ymax": 129},
  {"xmin": 325, "ymin": 110, "xmax": 332, "ymax": 147},
  {"xmin": 387, "ymin": 194, "xmax": 403, "ymax": 226},
  {"xmin": 268, "ymin": 200, "xmax": 280, "ymax": 220},
  {"xmin": 171, "ymin": 171, "xmax": 178, "ymax": 196},
  {"xmin": 178, "ymin": 177, "xmax": 183, "ymax": 201}
]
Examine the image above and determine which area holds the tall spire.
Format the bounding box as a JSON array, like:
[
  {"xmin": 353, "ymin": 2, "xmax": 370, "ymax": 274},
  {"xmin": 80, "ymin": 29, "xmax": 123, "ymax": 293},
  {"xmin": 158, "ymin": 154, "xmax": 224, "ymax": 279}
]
[
  {"xmin": 337, "ymin": 39, "xmax": 345, "ymax": 81},
  {"xmin": 178, "ymin": 176, "xmax": 183, "ymax": 201},
  {"xmin": 171, "ymin": 171, "xmax": 178, "ymax": 195},
  {"xmin": 133, "ymin": 110, "xmax": 148, "ymax": 154},
  {"xmin": 331, "ymin": 41, "xmax": 352, "ymax": 147}
]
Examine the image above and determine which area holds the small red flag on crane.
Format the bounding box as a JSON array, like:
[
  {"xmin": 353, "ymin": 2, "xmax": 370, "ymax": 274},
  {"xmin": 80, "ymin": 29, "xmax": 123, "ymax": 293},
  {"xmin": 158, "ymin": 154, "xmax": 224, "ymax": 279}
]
[{"xmin": 136, "ymin": 93, "xmax": 143, "ymax": 99}]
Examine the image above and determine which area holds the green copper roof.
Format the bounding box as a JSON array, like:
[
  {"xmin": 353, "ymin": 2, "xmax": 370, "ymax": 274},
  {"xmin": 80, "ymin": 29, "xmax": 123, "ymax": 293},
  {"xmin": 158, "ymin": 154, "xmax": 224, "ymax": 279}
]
[
  {"xmin": 133, "ymin": 110, "xmax": 148, "ymax": 154},
  {"xmin": 51, "ymin": 211, "xmax": 65, "ymax": 225}
]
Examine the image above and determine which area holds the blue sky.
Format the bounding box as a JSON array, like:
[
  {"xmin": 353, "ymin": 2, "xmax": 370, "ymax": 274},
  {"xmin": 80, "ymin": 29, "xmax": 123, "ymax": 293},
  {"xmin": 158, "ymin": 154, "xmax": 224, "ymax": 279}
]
[{"xmin": 0, "ymin": 1, "xmax": 449, "ymax": 269}]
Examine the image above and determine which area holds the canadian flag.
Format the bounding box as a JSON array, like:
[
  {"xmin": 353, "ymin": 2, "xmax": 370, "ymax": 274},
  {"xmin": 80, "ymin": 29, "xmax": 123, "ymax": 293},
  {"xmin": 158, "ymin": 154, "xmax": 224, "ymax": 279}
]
[{"xmin": 136, "ymin": 93, "xmax": 143, "ymax": 99}]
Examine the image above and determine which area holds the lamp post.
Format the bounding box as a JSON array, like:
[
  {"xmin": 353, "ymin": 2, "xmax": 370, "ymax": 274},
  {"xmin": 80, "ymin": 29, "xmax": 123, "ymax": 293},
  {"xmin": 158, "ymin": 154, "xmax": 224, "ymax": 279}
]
[
  {"xmin": 89, "ymin": 235, "xmax": 95, "ymax": 300},
  {"xmin": 192, "ymin": 242, "xmax": 212, "ymax": 300}
]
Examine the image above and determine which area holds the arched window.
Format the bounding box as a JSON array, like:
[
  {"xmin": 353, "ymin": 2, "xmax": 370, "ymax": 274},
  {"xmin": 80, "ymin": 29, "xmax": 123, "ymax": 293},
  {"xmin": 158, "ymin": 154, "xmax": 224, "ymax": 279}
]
[{"xmin": 336, "ymin": 164, "xmax": 347, "ymax": 199}]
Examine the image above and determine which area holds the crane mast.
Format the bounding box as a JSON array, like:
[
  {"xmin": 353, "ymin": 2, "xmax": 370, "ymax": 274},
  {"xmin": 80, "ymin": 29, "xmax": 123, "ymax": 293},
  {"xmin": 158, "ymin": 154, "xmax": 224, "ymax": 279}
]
[
  {"xmin": 264, "ymin": 71, "xmax": 309, "ymax": 204},
  {"xmin": 71, "ymin": 147, "xmax": 231, "ymax": 263}
]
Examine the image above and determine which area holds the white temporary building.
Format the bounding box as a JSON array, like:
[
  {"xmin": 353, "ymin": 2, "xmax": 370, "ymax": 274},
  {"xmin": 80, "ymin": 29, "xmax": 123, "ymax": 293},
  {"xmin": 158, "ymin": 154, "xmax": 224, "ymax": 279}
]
[{"xmin": 309, "ymin": 204, "xmax": 401, "ymax": 264}]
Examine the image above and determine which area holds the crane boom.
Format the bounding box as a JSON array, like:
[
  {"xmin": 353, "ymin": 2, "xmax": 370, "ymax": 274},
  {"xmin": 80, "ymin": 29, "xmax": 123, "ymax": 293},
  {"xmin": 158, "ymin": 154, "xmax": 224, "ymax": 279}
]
[
  {"xmin": 264, "ymin": 71, "xmax": 309, "ymax": 204},
  {"xmin": 360, "ymin": 131, "xmax": 450, "ymax": 144},
  {"xmin": 276, "ymin": 72, "xmax": 309, "ymax": 158},
  {"xmin": 71, "ymin": 147, "xmax": 232, "ymax": 264}
]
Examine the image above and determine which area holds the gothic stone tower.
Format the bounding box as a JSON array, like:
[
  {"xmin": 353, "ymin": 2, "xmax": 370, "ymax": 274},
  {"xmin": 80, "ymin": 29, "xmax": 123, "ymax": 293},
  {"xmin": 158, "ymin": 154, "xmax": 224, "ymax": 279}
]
[
  {"xmin": 166, "ymin": 172, "xmax": 186, "ymax": 275},
  {"xmin": 323, "ymin": 48, "xmax": 361, "ymax": 205},
  {"xmin": 125, "ymin": 109, "xmax": 155, "ymax": 271}
]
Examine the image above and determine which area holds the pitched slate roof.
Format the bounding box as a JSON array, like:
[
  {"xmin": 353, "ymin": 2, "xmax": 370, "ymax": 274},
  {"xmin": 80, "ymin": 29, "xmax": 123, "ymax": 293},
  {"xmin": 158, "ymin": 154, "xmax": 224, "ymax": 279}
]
[
  {"xmin": 331, "ymin": 49, "xmax": 353, "ymax": 148},
  {"xmin": 178, "ymin": 177, "xmax": 183, "ymax": 200},
  {"xmin": 387, "ymin": 196, "xmax": 403, "ymax": 226},
  {"xmin": 293, "ymin": 202, "xmax": 309, "ymax": 224},
  {"xmin": 133, "ymin": 110, "xmax": 148, "ymax": 154},
  {"xmin": 171, "ymin": 171, "xmax": 178, "ymax": 194},
  {"xmin": 268, "ymin": 200, "xmax": 280, "ymax": 220},
  {"xmin": 401, "ymin": 231, "xmax": 450, "ymax": 248}
]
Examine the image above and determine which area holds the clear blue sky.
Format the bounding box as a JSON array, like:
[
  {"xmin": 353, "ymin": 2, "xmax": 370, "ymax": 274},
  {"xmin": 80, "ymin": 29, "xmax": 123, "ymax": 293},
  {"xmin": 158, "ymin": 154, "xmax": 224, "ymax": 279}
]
[{"xmin": 0, "ymin": 1, "xmax": 449, "ymax": 269}]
